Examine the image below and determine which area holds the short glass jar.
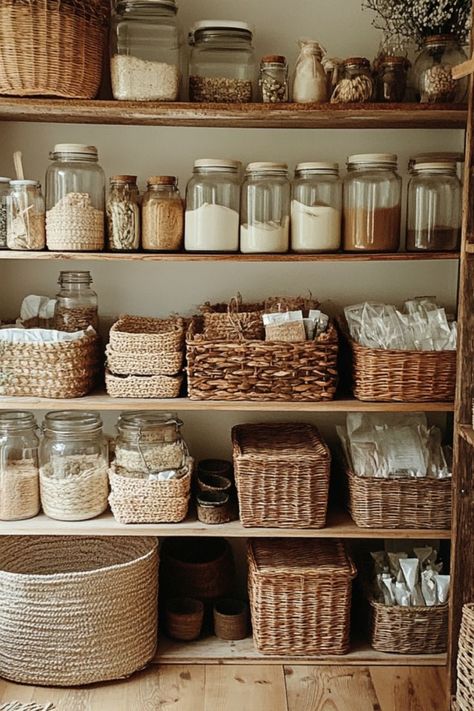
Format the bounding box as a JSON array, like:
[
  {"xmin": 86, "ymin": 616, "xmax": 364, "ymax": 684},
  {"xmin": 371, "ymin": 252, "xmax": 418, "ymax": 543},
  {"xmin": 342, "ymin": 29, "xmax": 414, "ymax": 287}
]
[
  {"xmin": 7, "ymin": 180, "xmax": 45, "ymax": 251},
  {"xmin": 0, "ymin": 411, "xmax": 40, "ymax": 521},
  {"xmin": 45, "ymin": 144, "xmax": 105, "ymax": 251},
  {"xmin": 185, "ymin": 159, "xmax": 241, "ymax": 252},
  {"xmin": 110, "ymin": 0, "xmax": 182, "ymax": 101},
  {"xmin": 291, "ymin": 163, "xmax": 342, "ymax": 253},
  {"xmin": 376, "ymin": 56, "xmax": 408, "ymax": 102},
  {"xmin": 332, "ymin": 57, "xmax": 374, "ymax": 102},
  {"xmin": 39, "ymin": 411, "xmax": 109, "ymax": 521},
  {"xmin": 0, "ymin": 177, "xmax": 11, "ymax": 249},
  {"xmin": 115, "ymin": 411, "xmax": 186, "ymax": 475},
  {"xmin": 53, "ymin": 271, "xmax": 99, "ymax": 333},
  {"xmin": 189, "ymin": 21, "xmax": 255, "ymax": 102},
  {"xmin": 343, "ymin": 153, "xmax": 401, "ymax": 252},
  {"xmin": 142, "ymin": 176, "xmax": 184, "ymax": 251},
  {"xmin": 407, "ymin": 162, "xmax": 462, "ymax": 251},
  {"xmin": 259, "ymin": 55, "xmax": 288, "ymax": 103},
  {"xmin": 106, "ymin": 175, "xmax": 140, "ymax": 252},
  {"xmin": 413, "ymin": 35, "xmax": 468, "ymax": 103},
  {"xmin": 240, "ymin": 162, "xmax": 290, "ymax": 254}
]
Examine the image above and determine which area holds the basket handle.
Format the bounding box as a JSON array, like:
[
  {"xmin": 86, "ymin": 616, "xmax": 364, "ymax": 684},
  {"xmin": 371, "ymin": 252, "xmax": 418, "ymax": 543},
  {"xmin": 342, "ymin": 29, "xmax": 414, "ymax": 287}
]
[{"xmin": 227, "ymin": 293, "xmax": 246, "ymax": 342}]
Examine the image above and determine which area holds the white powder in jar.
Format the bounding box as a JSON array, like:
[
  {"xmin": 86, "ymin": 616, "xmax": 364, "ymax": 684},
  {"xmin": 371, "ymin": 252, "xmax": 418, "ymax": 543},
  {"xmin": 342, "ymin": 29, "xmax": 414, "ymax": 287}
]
[
  {"xmin": 111, "ymin": 55, "xmax": 180, "ymax": 101},
  {"xmin": 291, "ymin": 200, "xmax": 341, "ymax": 252},
  {"xmin": 185, "ymin": 203, "xmax": 239, "ymax": 252},
  {"xmin": 240, "ymin": 217, "xmax": 290, "ymax": 253}
]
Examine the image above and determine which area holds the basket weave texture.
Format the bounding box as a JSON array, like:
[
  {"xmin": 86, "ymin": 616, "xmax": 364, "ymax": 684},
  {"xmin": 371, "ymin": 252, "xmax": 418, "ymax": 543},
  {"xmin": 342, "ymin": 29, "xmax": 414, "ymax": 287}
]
[
  {"xmin": 0, "ymin": 536, "xmax": 158, "ymax": 686},
  {"xmin": 456, "ymin": 603, "xmax": 474, "ymax": 711},
  {"xmin": 232, "ymin": 423, "xmax": 331, "ymax": 528},
  {"xmin": 368, "ymin": 597, "xmax": 448, "ymax": 654},
  {"xmin": 105, "ymin": 370, "xmax": 183, "ymax": 399},
  {"xmin": 248, "ymin": 539, "xmax": 356, "ymax": 656},
  {"xmin": 109, "ymin": 316, "xmax": 185, "ymax": 354},
  {"xmin": 0, "ymin": 0, "xmax": 109, "ymax": 98}
]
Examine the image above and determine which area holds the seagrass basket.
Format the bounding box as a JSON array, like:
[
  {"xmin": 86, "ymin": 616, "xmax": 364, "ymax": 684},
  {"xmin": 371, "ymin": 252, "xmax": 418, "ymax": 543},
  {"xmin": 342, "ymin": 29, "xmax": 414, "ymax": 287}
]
[
  {"xmin": 105, "ymin": 370, "xmax": 183, "ymax": 399},
  {"xmin": 0, "ymin": 536, "xmax": 158, "ymax": 686},
  {"xmin": 200, "ymin": 297, "xmax": 265, "ymax": 341},
  {"xmin": 456, "ymin": 603, "xmax": 474, "ymax": 711},
  {"xmin": 368, "ymin": 597, "xmax": 448, "ymax": 654},
  {"xmin": 106, "ymin": 346, "xmax": 183, "ymax": 376},
  {"xmin": 109, "ymin": 316, "xmax": 185, "ymax": 354}
]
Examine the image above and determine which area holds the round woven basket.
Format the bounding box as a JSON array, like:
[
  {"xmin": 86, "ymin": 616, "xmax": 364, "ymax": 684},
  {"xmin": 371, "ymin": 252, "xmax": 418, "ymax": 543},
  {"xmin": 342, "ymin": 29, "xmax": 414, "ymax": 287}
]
[
  {"xmin": 165, "ymin": 597, "xmax": 204, "ymax": 641},
  {"xmin": 0, "ymin": 536, "xmax": 158, "ymax": 686}
]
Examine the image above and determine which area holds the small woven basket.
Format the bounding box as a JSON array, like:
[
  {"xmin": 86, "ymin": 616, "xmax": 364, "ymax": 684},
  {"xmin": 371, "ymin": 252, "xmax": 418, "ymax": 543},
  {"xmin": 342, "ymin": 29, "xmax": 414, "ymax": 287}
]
[
  {"xmin": 105, "ymin": 370, "xmax": 183, "ymax": 399},
  {"xmin": 106, "ymin": 346, "xmax": 183, "ymax": 376},
  {"xmin": 213, "ymin": 599, "xmax": 249, "ymax": 641},
  {"xmin": 165, "ymin": 597, "xmax": 204, "ymax": 641},
  {"xmin": 368, "ymin": 597, "xmax": 448, "ymax": 654},
  {"xmin": 109, "ymin": 316, "xmax": 185, "ymax": 354},
  {"xmin": 200, "ymin": 297, "xmax": 265, "ymax": 341},
  {"xmin": 456, "ymin": 603, "xmax": 474, "ymax": 711},
  {"xmin": 196, "ymin": 491, "xmax": 233, "ymax": 525}
]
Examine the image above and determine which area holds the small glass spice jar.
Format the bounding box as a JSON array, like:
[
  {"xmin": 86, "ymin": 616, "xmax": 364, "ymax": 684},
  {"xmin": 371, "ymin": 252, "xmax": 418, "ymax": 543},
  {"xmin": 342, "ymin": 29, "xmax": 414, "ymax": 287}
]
[
  {"xmin": 376, "ymin": 56, "xmax": 408, "ymax": 102},
  {"xmin": 291, "ymin": 162, "xmax": 342, "ymax": 253},
  {"xmin": 259, "ymin": 55, "xmax": 288, "ymax": 103},
  {"xmin": 0, "ymin": 411, "xmax": 40, "ymax": 521},
  {"xmin": 413, "ymin": 35, "xmax": 468, "ymax": 103},
  {"xmin": 240, "ymin": 162, "xmax": 290, "ymax": 254},
  {"xmin": 142, "ymin": 176, "xmax": 184, "ymax": 251},
  {"xmin": 332, "ymin": 57, "xmax": 374, "ymax": 102},
  {"xmin": 115, "ymin": 411, "xmax": 186, "ymax": 475},
  {"xmin": 106, "ymin": 175, "xmax": 140, "ymax": 252},
  {"xmin": 53, "ymin": 270, "xmax": 99, "ymax": 333},
  {"xmin": 7, "ymin": 180, "xmax": 45, "ymax": 251},
  {"xmin": 0, "ymin": 177, "xmax": 11, "ymax": 249}
]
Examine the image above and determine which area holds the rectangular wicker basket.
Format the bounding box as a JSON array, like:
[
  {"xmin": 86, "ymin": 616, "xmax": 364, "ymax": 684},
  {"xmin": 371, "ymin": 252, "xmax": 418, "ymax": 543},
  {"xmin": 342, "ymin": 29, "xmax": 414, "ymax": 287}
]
[
  {"xmin": 248, "ymin": 539, "xmax": 357, "ymax": 655},
  {"xmin": 368, "ymin": 597, "xmax": 448, "ymax": 654},
  {"xmin": 232, "ymin": 423, "xmax": 331, "ymax": 528}
]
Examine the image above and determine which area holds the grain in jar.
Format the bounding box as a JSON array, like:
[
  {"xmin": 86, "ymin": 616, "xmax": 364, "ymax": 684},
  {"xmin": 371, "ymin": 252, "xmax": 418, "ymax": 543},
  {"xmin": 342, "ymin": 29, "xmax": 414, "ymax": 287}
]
[
  {"xmin": 291, "ymin": 162, "xmax": 342, "ymax": 252},
  {"xmin": 114, "ymin": 411, "xmax": 186, "ymax": 475},
  {"xmin": 7, "ymin": 180, "xmax": 45, "ymax": 250},
  {"xmin": 106, "ymin": 175, "xmax": 140, "ymax": 251},
  {"xmin": 53, "ymin": 271, "xmax": 99, "ymax": 333},
  {"xmin": 142, "ymin": 176, "xmax": 184, "ymax": 251},
  {"xmin": 0, "ymin": 177, "xmax": 11, "ymax": 249},
  {"xmin": 0, "ymin": 411, "xmax": 40, "ymax": 521}
]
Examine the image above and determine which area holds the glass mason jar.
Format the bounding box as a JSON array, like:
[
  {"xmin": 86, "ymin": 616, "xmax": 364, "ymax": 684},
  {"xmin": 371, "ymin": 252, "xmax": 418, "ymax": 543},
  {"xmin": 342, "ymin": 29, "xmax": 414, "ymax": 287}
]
[
  {"xmin": 376, "ymin": 56, "xmax": 408, "ymax": 102},
  {"xmin": 291, "ymin": 162, "xmax": 342, "ymax": 253},
  {"xmin": 332, "ymin": 57, "xmax": 374, "ymax": 102},
  {"xmin": 142, "ymin": 176, "xmax": 184, "ymax": 251},
  {"xmin": 0, "ymin": 177, "xmax": 11, "ymax": 249},
  {"xmin": 0, "ymin": 411, "xmax": 40, "ymax": 521},
  {"xmin": 343, "ymin": 153, "xmax": 402, "ymax": 252},
  {"xmin": 106, "ymin": 175, "xmax": 140, "ymax": 252},
  {"xmin": 7, "ymin": 180, "xmax": 45, "ymax": 251},
  {"xmin": 115, "ymin": 411, "xmax": 186, "ymax": 475},
  {"xmin": 240, "ymin": 162, "xmax": 290, "ymax": 254},
  {"xmin": 189, "ymin": 21, "xmax": 256, "ymax": 102},
  {"xmin": 413, "ymin": 35, "xmax": 468, "ymax": 103},
  {"xmin": 185, "ymin": 159, "xmax": 241, "ymax": 252},
  {"xmin": 45, "ymin": 144, "xmax": 105, "ymax": 252},
  {"xmin": 53, "ymin": 270, "xmax": 99, "ymax": 333},
  {"xmin": 407, "ymin": 162, "xmax": 462, "ymax": 251},
  {"xmin": 259, "ymin": 55, "xmax": 288, "ymax": 103},
  {"xmin": 110, "ymin": 0, "xmax": 182, "ymax": 101}
]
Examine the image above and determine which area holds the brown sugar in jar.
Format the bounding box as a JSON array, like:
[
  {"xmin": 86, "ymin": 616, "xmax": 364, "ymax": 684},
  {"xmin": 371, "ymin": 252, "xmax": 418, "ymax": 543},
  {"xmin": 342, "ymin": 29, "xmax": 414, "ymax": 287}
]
[{"xmin": 142, "ymin": 176, "xmax": 184, "ymax": 252}]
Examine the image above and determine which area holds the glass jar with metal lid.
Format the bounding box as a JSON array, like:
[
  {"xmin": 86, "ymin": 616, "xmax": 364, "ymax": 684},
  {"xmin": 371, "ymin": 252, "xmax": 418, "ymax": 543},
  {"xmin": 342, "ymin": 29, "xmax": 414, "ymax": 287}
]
[
  {"xmin": 376, "ymin": 56, "xmax": 408, "ymax": 102},
  {"xmin": 110, "ymin": 0, "xmax": 182, "ymax": 101},
  {"xmin": 0, "ymin": 177, "xmax": 11, "ymax": 249},
  {"xmin": 332, "ymin": 57, "xmax": 374, "ymax": 102},
  {"xmin": 189, "ymin": 20, "xmax": 256, "ymax": 102},
  {"xmin": 413, "ymin": 35, "xmax": 468, "ymax": 103},
  {"xmin": 142, "ymin": 176, "xmax": 184, "ymax": 251},
  {"xmin": 53, "ymin": 270, "xmax": 99, "ymax": 333},
  {"xmin": 185, "ymin": 159, "xmax": 241, "ymax": 252},
  {"xmin": 291, "ymin": 162, "xmax": 342, "ymax": 253},
  {"xmin": 0, "ymin": 411, "xmax": 40, "ymax": 521},
  {"xmin": 107, "ymin": 175, "xmax": 140, "ymax": 252},
  {"xmin": 39, "ymin": 411, "xmax": 109, "ymax": 521},
  {"xmin": 259, "ymin": 55, "xmax": 288, "ymax": 103},
  {"xmin": 240, "ymin": 162, "xmax": 290, "ymax": 254},
  {"xmin": 407, "ymin": 161, "xmax": 461, "ymax": 251},
  {"xmin": 343, "ymin": 153, "xmax": 401, "ymax": 252},
  {"xmin": 7, "ymin": 180, "xmax": 45, "ymax": 251}
]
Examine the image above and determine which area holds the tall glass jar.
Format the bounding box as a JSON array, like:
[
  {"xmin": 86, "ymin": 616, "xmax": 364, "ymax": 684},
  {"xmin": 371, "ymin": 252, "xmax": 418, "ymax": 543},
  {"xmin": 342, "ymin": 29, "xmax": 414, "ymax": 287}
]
[
  {"xmin": 376, "ymin": 56, "xmax": 408, "ymax": 102},
  {"xmin": 291, "ymin": 163, "xmax": 342, "ymax": 253},
  {"xmin": 259, "ymin": 55, "xmax": 288, "ymax": 103},
  {"xmin": 413, "ymin": 35, "xmax": 468, "ymax": 103},
  {"xmin": 110, "ymin": 0, "xmax": 182, "ymax": 101},
  {"xmin": 0, "ymin": 177, "xmax": 11, "ymax": 249},
  {"xmin": 189, "ymin": 21, "xmax": 256, "ymax": 102},
  {"xmin": 106, "ymin": 175, "xmax": 140, "ymax": 252},
  {"xmin": 185, "ymin": 159, "xmax": 241, "ymax": 252},
  {"xmin": 53, "ymin": 271, "xmax": 99, "ymax": 333},
  {"xmin": 0, "ymin": 411, "xmax": 40, "ymax": 521},
  {"xmin": 407, "ymin": 162, "xmax": 462, "ymax": 251},
  {"xmin": 7, "ymin": 180, "xmax": 45, "ymax": 251},
  {"xmin": 39, "ymin": 411, "xmax": 109, "ymax": 521},
  {"xmin": 115, "ymin": 411, "xmax": 186, "ymax": 475},
  {"xmin": 142, "ymin": 176, "xmax": 184, "ymax": 251},
  {"xmin": 343, "ymin": 153, "xmax": 401, "ymax": 252},
  {"xmin": 240, "ymin": 162, "xmax": 290, "ymax": 254},
  {"xmin": 45, "ymin": 144, "xmax": 105, "ymax": 252}
]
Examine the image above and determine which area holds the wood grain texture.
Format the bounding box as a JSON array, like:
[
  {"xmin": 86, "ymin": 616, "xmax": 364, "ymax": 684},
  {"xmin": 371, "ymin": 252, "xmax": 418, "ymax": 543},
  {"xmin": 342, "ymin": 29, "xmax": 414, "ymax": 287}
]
[
  {"xmin": 284, "ymin": 666, "xmax": 380, "ymax": 711},
  {"xmin": 370, "ymin": 666, "xmax": 447, "ymax": 711},
  {"xmin": 203, "ymin": 665, "xmax": 288, "ymax": 711}
]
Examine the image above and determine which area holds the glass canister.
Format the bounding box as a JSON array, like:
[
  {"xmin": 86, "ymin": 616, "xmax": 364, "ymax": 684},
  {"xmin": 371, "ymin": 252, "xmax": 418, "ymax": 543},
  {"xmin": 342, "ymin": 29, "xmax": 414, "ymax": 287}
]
[
  {"xmin": 185, "ymin": 159, "xmax": 241, "ymax": 252},
  {"xmin": 413, "ymin": 35, "xmax": 468, "ymax": 103},
  {"xmin": 39, "ymin": 411, "xmax": 109, "ymax": 521},
  {"xmin": 0, "ymin": 177, "xmax": 11, "ymax": 249},
  {"xmin": 291, "ymin": 162, "xmax": 342, "ymax": 253},
  {"xmin": 376, "ymin": 56, "xmax": 408, "ymax": 102},
  {"xmin": 53, "ymin": 271, "xmax": 99, "ymax": 333},
  {"xmin": 407, "ymin": 162, "xmax": 462, "ymax": 251},
  {"xmin": 142, "ymin": 176, "xmax": 184, "ymax": 251},
  {"xmin": 0, "ymin": 411, "xmax": 40, "ymax": 521},
  {"xmin": 106, "ymin": 175, "xmax": 140, "ymax": 252},
  {"xmin": 45, "ymin": 144, "xmax": 105, "ymax": 252},
  {"xmin": 343, "ymin": 153, "xmax": 401, "ymax": 252},
  {"xmin": 189, "ymin": 21, "xmax": 256, "ymax": 102},
  {"xmin": 110, "ymin": 0, "xmax": 182, "ymax": 101},
  {"xmin": 259, "ymin": 55, "xmax": 289, "ymax": 103},
  {"xmin": 331, "ymin": 57, "xmax": 374, "ymax": 102},
  {"xmin": 240, "ymin": 162, "xmax": 290, "ymax": 254},
  {"xmin": 7, "ymin": 180, "xmax": 45, "ymax": 250},
  {"xmin": 115, "ymin": 411, "xmax": 186, "ymax": 475}
]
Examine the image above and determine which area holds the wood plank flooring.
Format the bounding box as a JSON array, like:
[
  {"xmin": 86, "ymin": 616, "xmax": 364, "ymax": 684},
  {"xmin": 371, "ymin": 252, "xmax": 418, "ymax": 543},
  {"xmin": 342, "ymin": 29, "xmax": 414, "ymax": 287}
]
[{"xmin": 0, "ymin": 664, "xmax": 448, "ymax": 711}]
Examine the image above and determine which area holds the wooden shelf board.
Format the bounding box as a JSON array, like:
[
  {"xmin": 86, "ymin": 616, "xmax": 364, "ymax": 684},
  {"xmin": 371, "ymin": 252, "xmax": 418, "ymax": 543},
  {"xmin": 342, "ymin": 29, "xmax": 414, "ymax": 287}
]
[
  {"xmin": 0, "ymin": 99, "xmax": 466, "ymax": 129},
  {"xmin": 458, "ymin": 425, "xmax": 474, "ymax": 447}
]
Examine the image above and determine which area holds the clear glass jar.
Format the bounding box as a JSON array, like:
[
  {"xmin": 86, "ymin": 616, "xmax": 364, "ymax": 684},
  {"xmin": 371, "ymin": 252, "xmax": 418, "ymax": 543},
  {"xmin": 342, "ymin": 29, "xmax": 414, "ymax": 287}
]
[
  {"xmin": 413, "ymin": 35, "xmax": 468, "ymax": 103},
  {"xmin": 0, "ymin": 411, "xmax": 40, "ymax": 521},
  {"xmin": 53, "ymin": 271, "xmax": 99, "ymax": 333},
  {"xmin": 115, "ymin": 411, "xmax": 186, "ymax": 475},
  {"xmin": 332, "ymin": 57, "xmax": 374, "ymax": 102},
  {"xmin": 142, "ymin": 176, "xmax": 184, "ymax": 251},
  {"xmin": 106, "ymin": 175, "xmax": 140, "ymax": 252},
  {"xmin": 240, "ymin": 162, "xmax": 290, "ymax": 254},
  {"xmin": 39, "ymin": 411, "xmax": 108, "ymax": 521},
  {"xmin": 291, "ymin": 162, "xmax": 342, "ymax": 253},
  {"xmin": 376, "ymin": 56, "xmax": 408, "ymax": 102},
  {"xmin": 407, "ymin": 162, "xmax": 462, "ymax": 251},
  {"xmin": 0, "ymin": 177, "xmax": 11, "ymax": 249},
  {"xmin": 343, "ymin": 153, "xmax": 401, "ymax": 252},
  {"xmin": 111, "ymin": 0, "xmax": 181, "ymax": 101},
  {"xmin": 189, "ymin": 21, "xmax": 255, "ymax": 102},
  {"xmin": 185, "ymin": 159, "xmax": 241, "ymax": 252},
  {"xmin": 259, "ymin": 55, "xmax": 288, "ymax": 103},
  {"xmin": 7, "ymin": 180, "xmax": 45, "ymax": 251},
  {"xmin": 45, "ymin": 144, "xmax": 105, "ymax": 251}
]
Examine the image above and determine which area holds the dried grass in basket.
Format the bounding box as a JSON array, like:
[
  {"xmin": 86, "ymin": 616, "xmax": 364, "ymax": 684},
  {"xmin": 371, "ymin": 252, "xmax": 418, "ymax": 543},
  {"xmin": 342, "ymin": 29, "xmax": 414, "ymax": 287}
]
[
  {"xmin": 232, "ymin": 423, "xmax": 331, "ymax": 528},
  {"xmin": 109, "ymin": 315, "xmax": 185, "ymax": 354},
  {"xmin": 106, "ymin": 346, "xmax": 184, "ymax": 376},
  {"xmin": 368, "ymin": 597, "xmax": 448, "ymax": 654},
  {"xmin": 456, "ymin": 603, "xmax": 474, "ymax": 711},
  {"xmin": 200, "ymin": 296, "xmax": 265, "ymax": 341},
  {"xmin": 105, "ymin": 370, "xmax": 183, "ymax": 399}
]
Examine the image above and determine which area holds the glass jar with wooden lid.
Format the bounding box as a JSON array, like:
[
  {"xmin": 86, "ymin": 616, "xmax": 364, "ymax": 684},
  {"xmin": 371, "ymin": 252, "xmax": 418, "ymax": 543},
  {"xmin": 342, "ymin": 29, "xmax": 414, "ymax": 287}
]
[
  {"xmin": 142, "ymin": 176, "xmax": 184, "ymax": 252},
  {"xmin": 259, "ymin": 55, "xmax": 288, "ymax": 102}
]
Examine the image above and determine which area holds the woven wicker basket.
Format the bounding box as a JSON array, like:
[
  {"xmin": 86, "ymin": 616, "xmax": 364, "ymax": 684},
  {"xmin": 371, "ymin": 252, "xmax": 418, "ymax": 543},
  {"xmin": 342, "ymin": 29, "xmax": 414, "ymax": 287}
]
[
  {"xmin": 456, "ymin": 603, "xmax": 474, "ymax": 711},
  {"xmin": 106, "ymin": 346, "xmax": 184, "ymax": 376},
  {"xmin": 105, "ymin": 370, "xmax": 183, "ymax": 399},
  {"xmin": 0, "ymin": 536, "xmax": 158, "ymax": 686},
  {"xmin": 233, "ymin": 423, "xmax": 331, "ymax": 528},
  {"xmin": 200, "ymin": 298, "xmax": 265, "ymax": 341},
  {"xmin": 368, "ymin": 597, "xmax": 448, "ymax": 654},
  {"xmin": 248, "ymin": 539, "xmax": 357, "ymax": 655},
  {"xmin": 109, "ymin": 316, "xmax": 185, "ymax": 354},
  {"xmin": 0, "ymin": 0, "xmax": 109, "ymax": 98},
  {"xmin": 40, "ymin": 459, "xmax": 109, "ymax": 521}
]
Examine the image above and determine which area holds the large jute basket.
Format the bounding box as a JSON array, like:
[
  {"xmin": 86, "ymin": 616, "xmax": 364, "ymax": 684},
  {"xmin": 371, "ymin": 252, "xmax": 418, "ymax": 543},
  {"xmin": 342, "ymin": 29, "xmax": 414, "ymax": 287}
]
[
  {"xmin": 109, "ymin": 316, "xmax": 185, "ymax": 354},
  {"xmin": 368, "ymin": 597, "xmax": 448, "ymax": 654},
  {"xmin": 0, "ymin": 536, "xmax": 158, "ymax": 686},
  {"xmin": 0, "ymin": 0, "xmax": 109, "ymax": 98},
  {"xmin": 248, "ymin": 539, "xmax": 356, "ymax": 656},
  {"xmin": 232, "ymin": 423, "xmax": 331, "ymax": 528},
  {"xmin": 456, "ymin": 603, "xmax": 474, "ymax": 711}
]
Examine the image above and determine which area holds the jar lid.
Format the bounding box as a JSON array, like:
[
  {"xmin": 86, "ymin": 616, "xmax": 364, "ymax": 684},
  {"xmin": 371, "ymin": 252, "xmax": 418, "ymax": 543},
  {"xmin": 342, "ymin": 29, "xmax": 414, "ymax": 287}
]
[
  {"xmin": 261, "ymin": 54, "xmax": 287, "ymax": 64},
  {"xmin": 246, "ymin": 161, "xmax": 288, "ymax": 173},
  {"xmin": 381, "ymin": 55, "xmax": 408, "ymax": 66},
  {"xmin": 414, "ymin": 162, "xmax": 457, "ymax": 172},
  {"xmin": 10, "ymin": 179, "xmax": 39, "ymax": 187},
  {"xmin": 344, "ymin": 57, "xmax": 371, "ymax": 67},
  {"xmin": 194, "ymin": 159, "xmax": 241, "ymax": 172},
  {"xmin": 0, "ymin": 177, "xmax": 10, "ymax": 183},
  {"xmin": 52, "ymin": 144, "xmax": 98, "ymax": 157},
  {"xmin": 0, "ymin": 411, "xmax": 36, "ymax": 432},
  {"xmin": 295, "ymin": 161, "xmax": 339, "ymax": 174},
  {"xmin": 348, "ymin": 153, "xmax": 398, "ymax": 166},
  {"xmin": 117, "ymin": 411, "xmax": 183, "ymax": 433},
  {"xmin": 110, "ymin": 175, "xmax": 138, "ymax": 184},
  {"xmin": 58, "ymin": 270, "xmax": 93, "ymax": 285},
  {"xmin": 147, "ymin": 176, "xmax": 177, "ymax": 186},
  {"xmin": 44, "ymin": 411, "xmax": 102, "ymax": 434},
  {"xmin": 118, "ymin": 0, "xmax": 177, "ymax": 10},
  {"xmin": 190, "ymin": 20, "xmax": 253, "ymax": 38}
]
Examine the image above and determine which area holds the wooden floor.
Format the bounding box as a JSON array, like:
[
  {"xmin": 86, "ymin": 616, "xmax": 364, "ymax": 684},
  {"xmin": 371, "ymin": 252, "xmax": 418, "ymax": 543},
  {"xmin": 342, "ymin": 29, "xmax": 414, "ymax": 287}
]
[{"xmin": 0, "ymin": 664, "xmax": 448, "ymax": 710}]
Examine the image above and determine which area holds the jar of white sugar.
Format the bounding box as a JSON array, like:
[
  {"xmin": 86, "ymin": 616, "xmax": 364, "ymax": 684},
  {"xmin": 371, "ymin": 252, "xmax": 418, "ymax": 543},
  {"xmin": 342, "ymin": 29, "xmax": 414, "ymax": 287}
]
[
  {"xmin": 291, "ymin": 163, "xmax": 342, "ymax": 252},
  {"xmin": 240, "ymin": 163, "xmax": 290, "ymax": 253},
  {"xmin": 111, "ymin": 0, "xmax": 182, "ymax": 101}
]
